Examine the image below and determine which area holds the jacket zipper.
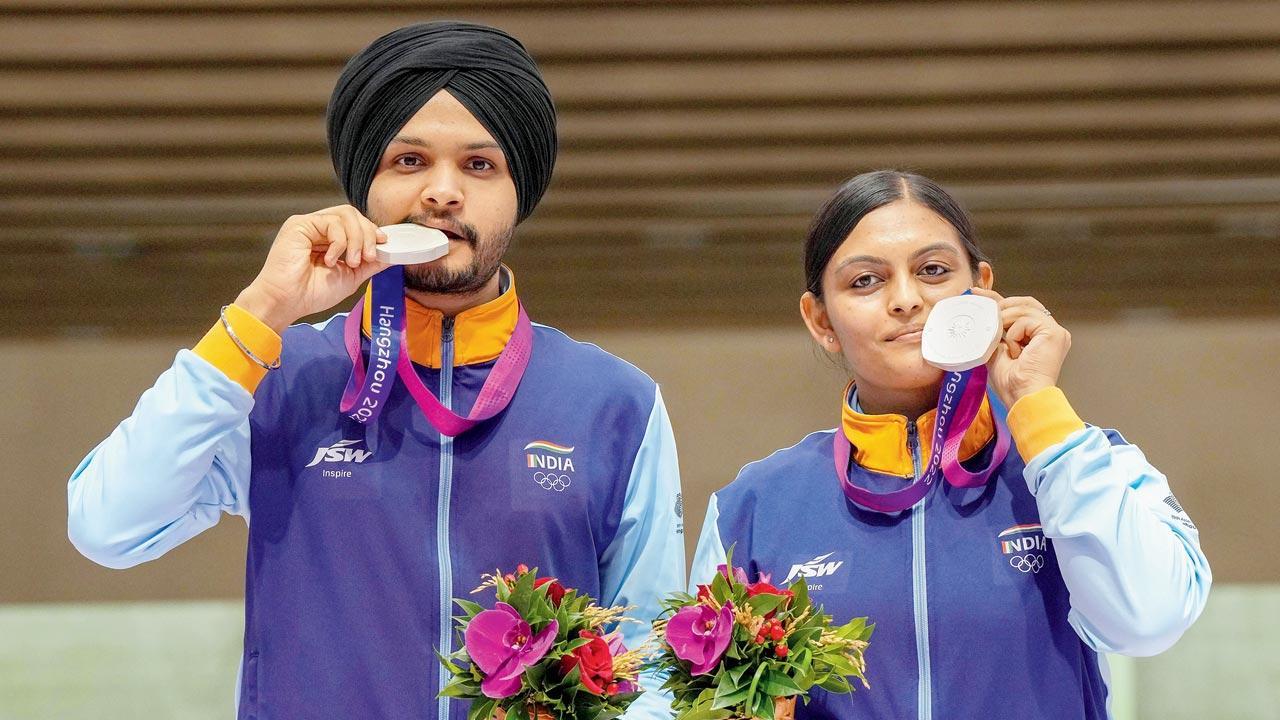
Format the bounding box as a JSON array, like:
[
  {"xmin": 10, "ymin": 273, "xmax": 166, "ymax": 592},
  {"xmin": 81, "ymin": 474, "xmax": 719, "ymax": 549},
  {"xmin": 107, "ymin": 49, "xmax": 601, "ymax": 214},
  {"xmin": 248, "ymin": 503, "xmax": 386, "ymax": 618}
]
[
  {"xmin": 908, "ymin": 420, "xmax": 932, "ymax": 720},
  {"xmin": 436, "ymin": 317, "xmax": 456, "ymax": 720}
]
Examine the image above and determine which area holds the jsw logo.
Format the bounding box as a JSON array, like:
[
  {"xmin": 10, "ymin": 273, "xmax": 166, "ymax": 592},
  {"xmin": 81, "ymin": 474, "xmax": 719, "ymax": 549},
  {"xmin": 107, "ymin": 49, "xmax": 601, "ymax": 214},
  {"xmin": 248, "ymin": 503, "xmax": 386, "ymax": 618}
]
[
  {"xmin": 305, "ymin": 439, "xmax": 373, "ymax": 468},
  {"xmin": 783, "ymin": 552, "xmax": 844, "ymax": 584}
]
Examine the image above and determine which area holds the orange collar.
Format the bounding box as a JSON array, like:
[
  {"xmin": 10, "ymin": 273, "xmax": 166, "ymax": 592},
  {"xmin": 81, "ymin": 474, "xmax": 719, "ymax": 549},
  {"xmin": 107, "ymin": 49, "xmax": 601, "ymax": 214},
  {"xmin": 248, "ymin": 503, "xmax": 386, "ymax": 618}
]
[
  {"xmin": 360, "ymin": 267, "xmax": 520, "ymax": 369},
  {"xmin": 840, "ymin": 384, "xmax": 997, "ymax": 477}
]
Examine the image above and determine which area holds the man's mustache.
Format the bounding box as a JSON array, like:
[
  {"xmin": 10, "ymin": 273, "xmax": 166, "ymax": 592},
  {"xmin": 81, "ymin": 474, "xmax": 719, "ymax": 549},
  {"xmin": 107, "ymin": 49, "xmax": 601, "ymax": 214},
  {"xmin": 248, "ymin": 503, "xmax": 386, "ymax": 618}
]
[{"xmin": 401, "ymin": 215, "xmax": 478, "ymax": 246}]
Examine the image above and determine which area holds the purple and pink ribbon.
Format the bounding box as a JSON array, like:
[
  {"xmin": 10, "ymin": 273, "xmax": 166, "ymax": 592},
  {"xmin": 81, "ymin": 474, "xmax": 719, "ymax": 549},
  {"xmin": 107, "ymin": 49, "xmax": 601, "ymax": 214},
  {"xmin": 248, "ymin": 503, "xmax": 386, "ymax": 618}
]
[
  {"xmin": 340, "ymin": 267, "xmax": 532, "ymax": 436},
  {"xmin": 835, "ymin": 365, "xmax": 1010, "ymax": 513}
]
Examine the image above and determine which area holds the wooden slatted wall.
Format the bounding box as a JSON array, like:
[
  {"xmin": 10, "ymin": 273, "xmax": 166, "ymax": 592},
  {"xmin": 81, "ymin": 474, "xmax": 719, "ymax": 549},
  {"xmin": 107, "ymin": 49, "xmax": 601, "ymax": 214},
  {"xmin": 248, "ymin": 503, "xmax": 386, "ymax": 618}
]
[{"xmin": 3, "ymin": 0, "xmax": 1279, "ymax": 335}]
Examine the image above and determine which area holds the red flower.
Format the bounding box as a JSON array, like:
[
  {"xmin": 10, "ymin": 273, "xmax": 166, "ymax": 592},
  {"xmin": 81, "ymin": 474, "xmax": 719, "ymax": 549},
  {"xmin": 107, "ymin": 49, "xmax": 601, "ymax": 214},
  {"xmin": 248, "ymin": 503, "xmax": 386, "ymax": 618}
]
[
  {"xmin": 775, "ymin": 643, "xmax": 789, "ymax": 658},
  {"xmin": 747, "ymin": 580, "xmax": 794, "ymax": 619},
  {"xmin": 560, "ymin": 630, "xmax": 615, "ymax": 695},
  {"xmin": 695, "ymin": 584, "xmax": 714, "ymax": 604},
  {"xmin": 534, "ymin": 577, "xmax": 568, "ymax": 607},
  {"xmin": 746, "ymin": 581, "xmax": 793, "ymax": 600}
]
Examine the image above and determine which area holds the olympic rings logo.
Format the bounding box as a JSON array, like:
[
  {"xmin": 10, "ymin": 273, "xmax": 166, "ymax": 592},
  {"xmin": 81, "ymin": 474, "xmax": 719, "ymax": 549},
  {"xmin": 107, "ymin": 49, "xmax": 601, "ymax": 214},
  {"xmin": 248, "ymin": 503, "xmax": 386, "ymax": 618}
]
[
  {"xmin": 1008, "ymin": 554, "xmax": 1044, "ymax": 574},
  {"xmin": 534, "ymin": 472, "xmax": 571, "ymax": 492}
]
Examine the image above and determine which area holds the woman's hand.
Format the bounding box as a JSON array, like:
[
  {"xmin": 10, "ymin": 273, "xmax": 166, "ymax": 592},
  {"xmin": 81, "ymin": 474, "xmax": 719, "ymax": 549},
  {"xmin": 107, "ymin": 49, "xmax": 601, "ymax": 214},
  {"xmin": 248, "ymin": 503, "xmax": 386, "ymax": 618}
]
[{"xmin": 970, "ymin": 287, "xmax": 1071, "ymax": 407}]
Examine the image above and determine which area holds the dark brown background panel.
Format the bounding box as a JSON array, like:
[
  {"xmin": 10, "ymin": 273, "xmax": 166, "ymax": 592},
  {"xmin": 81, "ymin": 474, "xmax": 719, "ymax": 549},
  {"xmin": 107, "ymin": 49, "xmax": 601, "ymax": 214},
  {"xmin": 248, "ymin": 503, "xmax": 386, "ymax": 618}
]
[{"xmin": 4, "ymin": 0, "xmax": 1280, "ymax": 336}]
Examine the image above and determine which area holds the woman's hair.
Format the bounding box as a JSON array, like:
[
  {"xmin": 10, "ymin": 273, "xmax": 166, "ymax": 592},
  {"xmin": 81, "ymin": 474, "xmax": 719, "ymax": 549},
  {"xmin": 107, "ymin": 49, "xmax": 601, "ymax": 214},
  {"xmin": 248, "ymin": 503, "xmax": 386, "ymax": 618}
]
[{"xmin": 803, "ymin": 170, "xmax": 988, "ymax": 297}]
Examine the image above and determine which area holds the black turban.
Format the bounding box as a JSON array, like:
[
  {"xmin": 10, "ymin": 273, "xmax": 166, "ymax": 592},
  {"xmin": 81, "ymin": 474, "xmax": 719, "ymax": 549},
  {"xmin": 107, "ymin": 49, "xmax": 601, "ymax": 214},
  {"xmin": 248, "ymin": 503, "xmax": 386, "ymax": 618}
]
[{"xmin": 326, "ymin": 21, "xmax": 557, "ymax": 223}]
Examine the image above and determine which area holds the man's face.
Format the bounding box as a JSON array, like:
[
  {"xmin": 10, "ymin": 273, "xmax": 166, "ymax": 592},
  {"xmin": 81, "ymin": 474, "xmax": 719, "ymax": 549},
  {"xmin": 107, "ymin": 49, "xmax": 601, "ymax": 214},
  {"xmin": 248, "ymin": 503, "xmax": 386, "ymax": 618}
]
[{"xmin": 366, "ymin": 90, "xmax": 519, "ymax": 295}]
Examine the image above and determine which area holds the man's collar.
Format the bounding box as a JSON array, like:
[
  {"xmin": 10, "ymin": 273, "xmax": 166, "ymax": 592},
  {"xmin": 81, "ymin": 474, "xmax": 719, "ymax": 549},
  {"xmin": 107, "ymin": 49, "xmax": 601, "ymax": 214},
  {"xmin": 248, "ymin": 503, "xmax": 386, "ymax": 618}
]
[{"xmin": 361, "ymin": 266, "xmax": 520, "ymax": 368}]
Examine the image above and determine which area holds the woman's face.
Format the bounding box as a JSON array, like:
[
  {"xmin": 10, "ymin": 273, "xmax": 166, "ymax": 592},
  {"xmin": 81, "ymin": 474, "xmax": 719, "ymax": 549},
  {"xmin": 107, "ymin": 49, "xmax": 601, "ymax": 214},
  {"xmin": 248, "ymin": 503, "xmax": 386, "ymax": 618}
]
[{"xmin": 802, "ymin": 199, "xmax": 993, "ymax": 402}]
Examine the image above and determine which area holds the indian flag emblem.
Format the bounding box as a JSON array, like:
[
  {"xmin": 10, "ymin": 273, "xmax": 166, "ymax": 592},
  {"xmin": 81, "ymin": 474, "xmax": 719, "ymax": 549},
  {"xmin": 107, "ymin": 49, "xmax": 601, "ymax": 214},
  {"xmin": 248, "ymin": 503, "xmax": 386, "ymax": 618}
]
[
  {"xmin": 524, "ymin": 441, "xmax": 574, "ymax": 454},
  {"xmin": 525, "ymin": 441, "xmax": 576, "ymax": 471},
  {"xmin": 998, "ymin": 523, "xmax": 1046, "ymax": 554}
]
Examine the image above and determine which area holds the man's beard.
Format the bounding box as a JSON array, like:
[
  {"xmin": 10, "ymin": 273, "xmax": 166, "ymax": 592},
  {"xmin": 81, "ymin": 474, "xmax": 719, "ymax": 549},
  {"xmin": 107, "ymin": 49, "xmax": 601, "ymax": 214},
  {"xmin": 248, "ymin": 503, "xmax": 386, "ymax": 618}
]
[{"xmin": 401, "ymin": 219, "xmax": 513, "ymax": 295}]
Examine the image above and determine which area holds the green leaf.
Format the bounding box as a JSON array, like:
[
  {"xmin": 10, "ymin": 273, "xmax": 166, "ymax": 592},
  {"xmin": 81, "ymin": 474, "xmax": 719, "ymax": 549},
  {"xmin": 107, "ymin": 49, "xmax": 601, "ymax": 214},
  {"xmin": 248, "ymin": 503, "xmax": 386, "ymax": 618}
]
[
  {"xmin": 683, "ymin": 704, "xmax": 733, "ymax": 720},
  {"xmin": 835, "ymin": 616, "xmax": 867, "ymax": 639},
  {"xmin": 436, "ymin": 649, "xmax": 464, "ymax": 676},
  {"xmin": 826, "ymin": 654, "xmax": 861, "ymax": 677},
  {"xmin": 502, "ymin": 700, "xmax": 525, "ymax": 720},
  {"xmin": 759, "ymin": 670, "xmax": 804, "ymax": 698},
  {"xmin": 818, "ymin": 674, "xmax": 853, "ymax": 694},
  {"xmin": 557, "ymin": 663, "xmax": 583, "ymax": 694},
  {"xmin": 524, "ymin": 602, "xmax": 554, "ymax": 626},
  {"xmin": 467, "ymin": 697, "xmax": 497, "ymax": 720},
  {"xmin": 709, "ymin": 571, "xmax": 731, "ymax": 604},
  {"xmin": 711, "ymin": 679, "xmax": 752, "ymax": 710},
  {"xmin": 506, "ymin": 569, "xmax": 538, "ymax": 616},
  {"xmin": 454, "ymin": 599, "xmax": 486, "ymax": 618},
  {"xmin": 746, "ymin": 593, "xmax": 787, "ymax": 617},
  {"xmin": 788, "ymin": 627, "xmax": 821, "ymax": 646},
  {"xmin": 563, "ymin": 636, "xmax": 594, "ymax": 652},
  {"xmin": 752, "ymin": 692, "xmax": 775, "ymax": 720},
  {"xmin": 744, "ymin": 662, "xmax": 770, "ymax": 712},
  {"xmin": 693, "ymin": 687, "xmax": 717, "ymax": 707},
  {"xmin": 789, "ymin": 577, "xmax": 810, "ymax": 612},
  {"xmin": 790, "ymin": 649, "xmax": 815, "ymax": 690},
  {"xmin": 439, "ymin": 679, "xmax": 480, "ymax": 698}
]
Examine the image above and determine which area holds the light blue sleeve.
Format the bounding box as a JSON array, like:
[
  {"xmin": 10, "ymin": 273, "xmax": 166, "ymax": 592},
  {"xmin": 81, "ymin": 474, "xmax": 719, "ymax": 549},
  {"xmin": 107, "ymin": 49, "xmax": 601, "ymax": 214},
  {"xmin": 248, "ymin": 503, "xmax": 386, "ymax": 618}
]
[
  {"xmin": 67, "ymin": 349, "xmax": 254, "ymax": 569},
  {"xmin": 687, "ymin": 493, "xmax": 728, "ymax": 594},
  {"xmin": 1026, "ymin": 426, "xmax": 1212, "ymax": 657},
  {"xmin": 599, "ymin": 386, "xmax": 686, "ymax": 720}
]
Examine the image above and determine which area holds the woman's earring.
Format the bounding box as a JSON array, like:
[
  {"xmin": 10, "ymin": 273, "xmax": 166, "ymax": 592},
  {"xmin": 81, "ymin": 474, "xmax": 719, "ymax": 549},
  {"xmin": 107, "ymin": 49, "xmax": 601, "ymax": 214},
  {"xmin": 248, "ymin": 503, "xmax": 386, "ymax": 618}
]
[{"xmin": 826, "ymin": 336, "xmax": 835, "ymax": 343}]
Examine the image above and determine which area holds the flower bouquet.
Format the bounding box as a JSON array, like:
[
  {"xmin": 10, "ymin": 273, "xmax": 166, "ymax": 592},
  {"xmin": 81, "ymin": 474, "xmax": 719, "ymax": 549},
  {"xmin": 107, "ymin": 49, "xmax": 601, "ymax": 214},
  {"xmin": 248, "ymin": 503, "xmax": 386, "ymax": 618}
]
[
  {"xmin": 439, "ymin": 565, "xmax": 645, "ymax": 720},
  {"xmin": 651, "ymin": 551, "xmax": 872, "ymax": 720}
]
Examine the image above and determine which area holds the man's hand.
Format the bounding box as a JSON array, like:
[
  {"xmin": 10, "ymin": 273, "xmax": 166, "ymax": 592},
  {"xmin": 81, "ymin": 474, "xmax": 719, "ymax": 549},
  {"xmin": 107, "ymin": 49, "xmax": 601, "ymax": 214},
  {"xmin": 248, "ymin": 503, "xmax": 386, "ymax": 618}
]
[{"xmin": 234, "ymin": 205, "xmax": 389, "ymax": 333}]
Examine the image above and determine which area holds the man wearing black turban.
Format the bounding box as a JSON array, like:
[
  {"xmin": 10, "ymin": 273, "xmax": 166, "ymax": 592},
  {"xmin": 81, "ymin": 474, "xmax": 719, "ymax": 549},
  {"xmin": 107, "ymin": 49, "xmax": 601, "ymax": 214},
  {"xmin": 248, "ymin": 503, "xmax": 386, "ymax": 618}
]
[{"xmin": 67, "ymin": 22, "xmax": 685, "ymax": 720}]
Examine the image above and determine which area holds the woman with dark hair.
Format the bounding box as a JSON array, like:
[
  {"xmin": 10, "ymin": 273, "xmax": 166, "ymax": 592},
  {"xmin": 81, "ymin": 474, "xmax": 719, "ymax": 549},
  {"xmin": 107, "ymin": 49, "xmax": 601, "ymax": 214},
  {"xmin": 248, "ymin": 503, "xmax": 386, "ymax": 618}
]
[{"xmin": 689, "ymin": 170, "xmax": 1211, "ymax": 719}]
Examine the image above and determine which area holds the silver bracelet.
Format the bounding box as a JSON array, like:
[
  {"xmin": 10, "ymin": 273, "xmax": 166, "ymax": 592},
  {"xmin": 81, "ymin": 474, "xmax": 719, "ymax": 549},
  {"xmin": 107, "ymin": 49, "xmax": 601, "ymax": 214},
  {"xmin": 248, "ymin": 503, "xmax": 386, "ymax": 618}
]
[{"xmin": 220, "ymin": 305, "xmax": 281, "ymax": 370}]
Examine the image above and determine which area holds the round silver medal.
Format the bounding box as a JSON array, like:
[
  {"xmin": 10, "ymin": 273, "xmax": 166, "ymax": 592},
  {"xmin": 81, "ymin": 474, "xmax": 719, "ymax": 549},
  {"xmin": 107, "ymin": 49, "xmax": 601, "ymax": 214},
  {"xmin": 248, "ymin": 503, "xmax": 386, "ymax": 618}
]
[
  {"xmin": 922, "ymin": 294, "xmax": 1002, "ymax": 372},
  {"xmin": 375, "ymin": 224, "xmax": 451, "ymax": 265}
]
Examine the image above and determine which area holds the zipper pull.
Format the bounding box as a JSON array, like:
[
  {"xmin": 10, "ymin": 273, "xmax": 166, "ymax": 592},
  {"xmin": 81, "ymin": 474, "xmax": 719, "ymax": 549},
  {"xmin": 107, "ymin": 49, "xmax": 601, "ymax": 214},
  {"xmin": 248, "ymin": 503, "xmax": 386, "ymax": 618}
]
[
  {"xmin": 906, "ymin": 420, "xmax": 922, "ymax": 480},
  {"xmin": 441, "ymin": 316, "xmax": 455, "ymax": 343}
]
